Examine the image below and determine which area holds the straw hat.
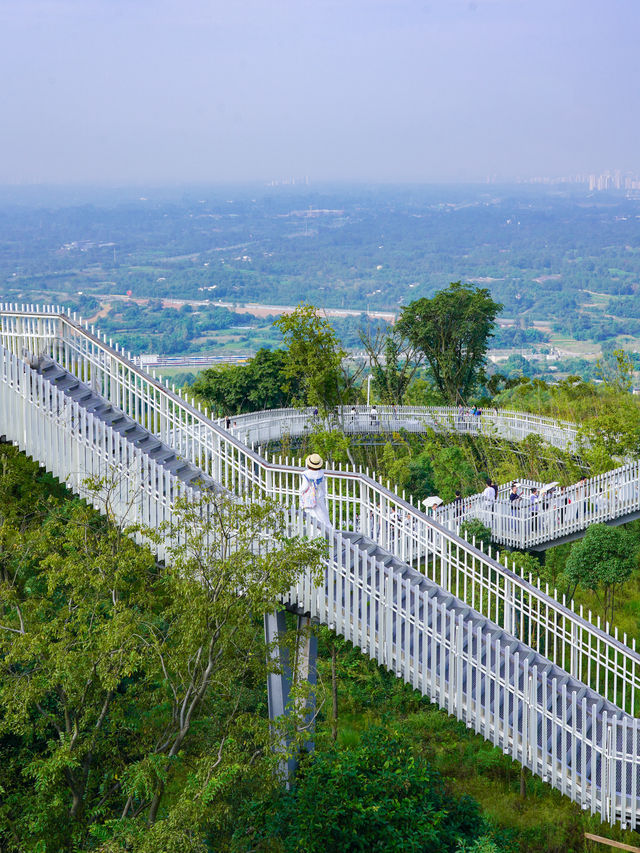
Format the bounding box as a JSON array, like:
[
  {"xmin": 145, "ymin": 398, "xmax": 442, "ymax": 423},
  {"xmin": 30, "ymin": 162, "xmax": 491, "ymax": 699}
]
[{"xmin": 306, "ymin": 453, "xmax": 324, "ymax": 470}]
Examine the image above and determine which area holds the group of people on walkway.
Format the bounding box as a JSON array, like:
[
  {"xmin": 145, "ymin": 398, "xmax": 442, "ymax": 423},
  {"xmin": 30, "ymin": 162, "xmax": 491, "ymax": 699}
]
[{"xmin": 475, "ymin": 479, "xmax": 583, "ymax": 538}]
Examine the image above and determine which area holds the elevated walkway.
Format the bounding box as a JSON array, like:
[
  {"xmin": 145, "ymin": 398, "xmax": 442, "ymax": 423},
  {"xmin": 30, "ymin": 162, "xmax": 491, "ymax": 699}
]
[
  {"xmin": 2, "ymin": 304, "xmax": 640, "ymax": 827},
  {"xmin": 2, "ymin": 345, "xmax": 635, "ymax": 826},
  {"xmin": 436, "ymin": 470, "xmax": 640, "ymax": 551},
  {"xmin": 34, "ymin": 355, "xmax": 220, "ymax": 491}
]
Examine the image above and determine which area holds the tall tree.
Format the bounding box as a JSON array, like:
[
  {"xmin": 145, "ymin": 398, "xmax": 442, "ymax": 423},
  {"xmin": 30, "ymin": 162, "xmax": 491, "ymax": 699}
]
[
  {"xmin": 360, "ymin": 325, "xmax": 424, "ymax": 405},
  {"xmin": 275, "ymin": 304, "xmax": 360, "ymax": 414},
  {"xmin": 397, "ymin": 282, "xmax": 502, "ymax": 403},
  {"xmin": 565, "ymin": 523, "xmax": 637, "ymax": 622}
]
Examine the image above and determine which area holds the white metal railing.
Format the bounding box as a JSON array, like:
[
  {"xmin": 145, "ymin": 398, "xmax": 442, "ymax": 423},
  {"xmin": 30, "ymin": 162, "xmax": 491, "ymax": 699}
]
[
  {"xmin": 224, "ymin": 404, "xmax": 580, "ymax": 453},
  {"xmin": 225, "ymin": 405, "xmax": 640, "ymax": 550},
  {"xmin": 1, "ymin": 305, "xmax": 640, "ymax": 722},
  {"xmin": 435, "ymin": 466, "xmax": 640, "ymax": 549},
  {"xmin": 301, "ymin": 529, "xmax": 640, "ymax": 828},
  {"xmin": 4, "ymin": 338, "xmax": 640, "ymax": 826}
]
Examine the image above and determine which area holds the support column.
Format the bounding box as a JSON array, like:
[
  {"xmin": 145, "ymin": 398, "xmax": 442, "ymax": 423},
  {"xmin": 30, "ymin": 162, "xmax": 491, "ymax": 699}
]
[
  {"xmin": 294, "ymin": 614, "xmax": 318, "ymax": 755},
  {"xmin": 264, "ymin": 611, "xmax": 318, "ymax": 786}
]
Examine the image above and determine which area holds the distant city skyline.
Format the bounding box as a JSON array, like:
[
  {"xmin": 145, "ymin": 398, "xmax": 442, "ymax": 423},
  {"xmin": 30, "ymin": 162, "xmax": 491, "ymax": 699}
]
[{"xmin": 0, "ymin": 0, "xmax": 638, "ymax": 185}]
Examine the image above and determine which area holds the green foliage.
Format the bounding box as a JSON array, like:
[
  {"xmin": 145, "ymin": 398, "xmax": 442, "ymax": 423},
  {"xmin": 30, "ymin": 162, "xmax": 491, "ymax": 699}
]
[
  {"xmin": 595, "ymin": 347, "xmax": 634, "ymax": 392},
  {"xmin": 234, "ymin": 728, "xmax": 500, "ymax": 853},
  {"xmin": 458, "ymin": 837, "xmax": 507, "ymax": 853},
  {"xmin": 504, "ymin": 550, "xmax": 542, "ymax": 580},
  {"xmin": 361, "ymin": 325, "xmax": 424, "ymax": 405},
  {"xmin": 495, "ymin": 372, "xmax": 640, "ymax": 471},
  {"xmin": 380, "ymin": 437, "xmax": 414, "ymax": 492},
  {"xmin": 190, "ymin": 348, "xmax": 302, "ymax": 415},
  {"xmin": 460, "ymin": 519, "xmax": 493, "ymax": 550},
  {"xmin": 403, "ymin": 435, "xmax": 481, "ymax": 504},
  {"xmin": 307, "ymin": 426, "xmax": 354, "ymax": 468},
  {"xmin": 0, "ymin": 451, "xmax": 324, "ymax": 851},
  {"xmin": 275, "ymin": 303, "xmax": 348, "ymax": 413},
  {"xmin": 565, "ymin": 523, "xmax": 637, "ymax": 621},
  {"xmin": 423, "ymin": 440, "xmax": 479, "ymax": 503},
  {"xmin": 398, "ymin": 282, "xmax": 502, "ymax": 403},
  {"xmin": 404, "ymin": 374, "xmax": 447, "ymax": 406}
]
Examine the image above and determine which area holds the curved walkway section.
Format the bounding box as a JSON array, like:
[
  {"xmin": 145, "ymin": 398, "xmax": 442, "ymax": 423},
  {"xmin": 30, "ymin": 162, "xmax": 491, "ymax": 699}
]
[
  {"xmin": 225, "ymin": 404, "xmax": 579, "ymax": 453},
  {"xmin": 225, "ymin": 405, "xmax": 640, "ymax": 552}
]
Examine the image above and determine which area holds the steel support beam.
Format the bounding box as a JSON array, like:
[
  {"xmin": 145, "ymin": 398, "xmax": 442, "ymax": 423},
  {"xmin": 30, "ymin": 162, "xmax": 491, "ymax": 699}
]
[{"xmin": 264, "ymin": 610, "xmax": 318, "ymax": 785}]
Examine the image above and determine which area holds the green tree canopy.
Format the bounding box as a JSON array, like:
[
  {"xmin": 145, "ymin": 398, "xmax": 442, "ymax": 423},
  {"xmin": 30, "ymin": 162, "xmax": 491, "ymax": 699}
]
[
  {"xmin": 360, "ymin": 324, "xmax": 424, "ymax": 405},
  {"xmin": 190, "ymin": 347, "xmax": 303, "ymax": 415},
  {"xmin": 0, "ymin": 458, "xmax": 324, "ymax": 851},
  {"xmin": 274, "ymin": 303, "xmax": 351, "ymax": 413},
  {"xmin": 398, "ymin": 282, "xmax": 502, "ymax": 404},
  {"xmin": 565, "ymin": 523, "xmax": 637, "ymax": 622},
  {"xmin": 234, "ymin": 728, "xmax": 506, "ymax": 853}
]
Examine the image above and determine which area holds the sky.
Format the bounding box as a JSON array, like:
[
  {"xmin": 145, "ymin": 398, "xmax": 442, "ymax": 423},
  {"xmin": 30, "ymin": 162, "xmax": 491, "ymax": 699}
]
[{"xmin": 0, "ymin": 0, "xmax": 638, "ymax": 185}]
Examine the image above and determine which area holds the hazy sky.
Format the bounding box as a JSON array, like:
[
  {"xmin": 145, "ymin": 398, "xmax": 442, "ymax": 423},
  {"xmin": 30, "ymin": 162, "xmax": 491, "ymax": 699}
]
[{"xmin": 0, "ymin": 0, "xmax": 637, "ymax": 184}]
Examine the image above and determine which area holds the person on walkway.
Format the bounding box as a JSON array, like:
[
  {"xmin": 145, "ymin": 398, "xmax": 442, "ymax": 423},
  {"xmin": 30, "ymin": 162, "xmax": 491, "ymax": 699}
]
[
  {"xmin": 577, "ymin": 475, "xmax": 589, "ymax": 520},
  {"xmin": 225, "ymin": 415, "xmax": 231, "ymax": 429},
  {"xmin": 300, "ymin": 453, "xmax": 332, "ymax": 530},
  {"xmin": 454, "ymin": 490, "xmax": 464, "ymax": 522},
  {"xmin": 529, "ymin": 487, "xmax": 539, "ymax": 534},
  {"xmin": 482, "ymin": 477, "xmax": 495, "ymax": 527},
  {"xmin": 509, "ymin": 482, "xmax": 521, "ymax": 534},
  {"xmin": 558, "ymin": 485, "xmax": 569, "ymax": 525},
  {"xmin": 491, "ymin": 480, "xmax": 498, "ymax": 500}
]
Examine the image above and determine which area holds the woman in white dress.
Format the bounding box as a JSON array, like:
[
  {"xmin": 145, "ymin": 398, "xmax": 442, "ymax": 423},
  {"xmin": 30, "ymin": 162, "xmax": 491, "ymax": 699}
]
[{"xmin": 300, "ymin": 453, "xmax": 332, "ymax": 530}]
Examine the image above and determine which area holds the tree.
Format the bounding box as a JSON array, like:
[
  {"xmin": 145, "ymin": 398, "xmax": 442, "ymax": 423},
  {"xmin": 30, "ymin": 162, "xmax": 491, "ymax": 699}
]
[
  {"xmin": 234, "ymin": 728, "xmax": 500, "ymax": 853},
  {"xmin": 460, "ymin": 519, "xmax": 493, "ymax": 551},
  {"xmin": 0, "ymin": 465, "xmax": 325, "ymax": 851},
  {"xmin": 596, "ymin": 347, "xmax": 634, "ymax": 393},
  {"xmin": 360, "ymin": 324, "xmax": 424, "ymax": 405},
  {"xmin": 397, "ymin": 282, "xmax": 502, "ymax": 403},
  {"xmin": 191, "ymin": 348, "xmax": 304, "ymax": 416},
  {"xmin": 565, "ymin": 523, "xmax": 637, "ymax": 622},
  {"xmin": 274, "ymin": 304, "xmax": 360, "ymax": 414}
]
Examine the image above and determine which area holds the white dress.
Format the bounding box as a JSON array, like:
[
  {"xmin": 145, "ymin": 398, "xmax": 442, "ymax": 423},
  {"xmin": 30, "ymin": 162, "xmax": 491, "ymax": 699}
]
[
  {"xmin": 482, "ymin": 485, "xmax": 495, "ymax": 526},
  {"xmin": 300, "ymin": 468, "xmax": 332, "ymax": 530}
]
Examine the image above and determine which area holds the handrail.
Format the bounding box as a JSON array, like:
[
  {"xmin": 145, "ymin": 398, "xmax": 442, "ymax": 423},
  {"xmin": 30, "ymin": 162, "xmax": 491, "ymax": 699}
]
[
  {"xmin": 436, "ymin": 464, "xmax": 640, "ymax": 549},
  {"xmin": 224, "ymin": 404, "xmax": 580, "ymax": 454}
]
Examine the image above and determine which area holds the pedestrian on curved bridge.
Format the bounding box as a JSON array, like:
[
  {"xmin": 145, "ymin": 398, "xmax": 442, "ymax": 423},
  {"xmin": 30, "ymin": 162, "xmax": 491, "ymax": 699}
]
[
  {"xmin": 300, "ymin": 453, "xmax": 332, "ymax": 530},
  {"xmin": 482, "ymin": 478, "xmax": 495, "ymax": 528}
]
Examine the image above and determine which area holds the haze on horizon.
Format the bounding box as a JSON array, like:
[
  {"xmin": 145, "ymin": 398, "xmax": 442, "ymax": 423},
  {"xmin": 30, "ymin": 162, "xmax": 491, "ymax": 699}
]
[{"xmin": 0, "ymin": 0, "xmax": 637, "ymax": 186}]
